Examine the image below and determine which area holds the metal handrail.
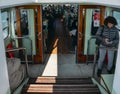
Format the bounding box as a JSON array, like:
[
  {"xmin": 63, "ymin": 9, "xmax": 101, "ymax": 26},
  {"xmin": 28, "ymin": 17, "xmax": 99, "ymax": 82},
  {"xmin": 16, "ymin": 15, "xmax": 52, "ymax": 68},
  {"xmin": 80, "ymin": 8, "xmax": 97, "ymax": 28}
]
[
  {"xmin": 100, "ymin": 76, "xmax": 111, "ymax": 94},
  {"xmin": 92, "ymin": 77, "xmax": 111, "ymax": 94},
  {"xmin": 12, "ymin": 36, "xmax": 33, "ymax": 63},
  {"xmin": 86, "ymin": 36, "xmax": 96, "ymax": 64},
  {"xmin": 6, "ymin": 47, "xmax": 29, "ymax": 76}
]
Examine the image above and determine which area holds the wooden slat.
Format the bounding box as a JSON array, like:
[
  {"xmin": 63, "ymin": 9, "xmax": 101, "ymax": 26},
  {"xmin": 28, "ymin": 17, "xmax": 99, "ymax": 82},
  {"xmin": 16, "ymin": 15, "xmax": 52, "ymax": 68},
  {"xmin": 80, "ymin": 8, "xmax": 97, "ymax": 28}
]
[
  {"xmin": 24, "ymin": 84, "xmax": 97, "ymax": 88},
  {"xmin": 22, "ymin": 84, "xmax": 100, "ymax": 94},
  {"xmin": 28, "ymin": 77, "xmax": 93, "ymax": 84}
]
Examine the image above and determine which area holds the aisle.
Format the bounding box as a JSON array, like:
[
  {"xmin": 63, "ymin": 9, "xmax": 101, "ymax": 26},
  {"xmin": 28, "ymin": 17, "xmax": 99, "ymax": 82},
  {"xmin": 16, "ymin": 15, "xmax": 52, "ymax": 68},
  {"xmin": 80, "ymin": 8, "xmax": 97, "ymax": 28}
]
[{"xmin": 54, "ymin": 18, "xmax": 72, "ymax": 54}]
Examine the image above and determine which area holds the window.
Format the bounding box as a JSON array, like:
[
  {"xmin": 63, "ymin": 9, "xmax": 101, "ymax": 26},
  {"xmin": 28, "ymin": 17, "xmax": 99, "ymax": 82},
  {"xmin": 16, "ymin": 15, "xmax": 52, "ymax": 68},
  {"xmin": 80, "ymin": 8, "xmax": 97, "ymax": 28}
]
[
  {"xmin": 113, "ymin": 11, "xmax": 120, "ymax": 29},
  {"xmin": 91, "ymin": 9, "xmax": 100, "ymax": 35},
  {"xmin": 1, "ymin": 10, "xmax": 9, "ymax": 39}
]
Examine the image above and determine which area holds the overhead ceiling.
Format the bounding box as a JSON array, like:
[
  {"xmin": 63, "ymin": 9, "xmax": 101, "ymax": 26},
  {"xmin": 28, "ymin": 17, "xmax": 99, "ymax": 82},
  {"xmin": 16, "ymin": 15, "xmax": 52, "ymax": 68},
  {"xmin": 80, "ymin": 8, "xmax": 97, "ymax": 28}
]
[{"xmin": 0, "ymin": 0, "xmax": 120, "ymax": 8}]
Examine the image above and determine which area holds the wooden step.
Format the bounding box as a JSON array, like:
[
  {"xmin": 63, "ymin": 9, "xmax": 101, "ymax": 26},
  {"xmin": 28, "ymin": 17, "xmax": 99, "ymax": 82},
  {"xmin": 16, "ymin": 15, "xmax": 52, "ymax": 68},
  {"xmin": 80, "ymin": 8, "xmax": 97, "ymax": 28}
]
[
  {"xmin": 21, "ymin": 77, "xmax": 101, "ymax": 94},
  {"xmin": 22, "ymin": 84, "xmax": 100, "ymax": 94},
  {"xmin": 28, "ymin": 77, "xmax": 93, "ymax": 84}
]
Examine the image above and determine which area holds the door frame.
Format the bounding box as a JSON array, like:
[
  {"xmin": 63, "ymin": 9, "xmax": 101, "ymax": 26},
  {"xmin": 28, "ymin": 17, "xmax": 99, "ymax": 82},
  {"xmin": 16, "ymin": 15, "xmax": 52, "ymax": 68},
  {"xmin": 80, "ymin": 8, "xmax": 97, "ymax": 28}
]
[
  {"xmin": 15, "ymin": 5, "xmax": 43, "ymax": 63},
  {"xmin": 77, "ymin": 5, "xmax": 105, "ymax": 63}
]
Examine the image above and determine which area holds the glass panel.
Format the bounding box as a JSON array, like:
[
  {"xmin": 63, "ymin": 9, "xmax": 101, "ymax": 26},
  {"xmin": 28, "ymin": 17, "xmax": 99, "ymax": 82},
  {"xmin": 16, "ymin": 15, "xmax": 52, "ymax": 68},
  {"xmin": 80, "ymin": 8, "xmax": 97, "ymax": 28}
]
[
  {"xmin": 1, "ymin": 11, "xmax": 9, "ymax": 39},
  {"xmin": 20, "ymin": 9, "xmax": 29, "ymax": 36},
  {"xmin": 13, "ymin": 9, "xmax": 36, "ymax": 63},
  {"xmin": 113, "ymin": 11, "xmax": 120, "ymax": 29},
  {"xmin": 85, "ymin": 9, "xmax": 100, "ymax": 63},
  {"xmin": 91, "ymin": 9, "xmax": 100, "ymax": 36}
]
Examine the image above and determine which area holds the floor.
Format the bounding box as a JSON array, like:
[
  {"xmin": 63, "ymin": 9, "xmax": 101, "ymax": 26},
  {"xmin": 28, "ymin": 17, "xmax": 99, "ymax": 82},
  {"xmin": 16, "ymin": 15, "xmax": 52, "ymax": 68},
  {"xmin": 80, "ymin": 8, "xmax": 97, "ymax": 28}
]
[
  {"xmin": 28, "ymin": 53, "xmax": 110, "ymax": 80},
  {"xmin": 28, "ymin": 53, "xmax": 94, "ymax": 78}
]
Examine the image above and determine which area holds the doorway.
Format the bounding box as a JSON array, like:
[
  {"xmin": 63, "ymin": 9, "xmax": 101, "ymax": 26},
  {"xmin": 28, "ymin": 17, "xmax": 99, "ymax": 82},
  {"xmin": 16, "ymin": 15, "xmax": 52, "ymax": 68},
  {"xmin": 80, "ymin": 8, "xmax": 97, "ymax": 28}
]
[
  {"xmin": 42, "ymin": 4, "xmax": 78, "ymax": 55},
  {"xmin": 77, "ymin": 5, "xmax": 105, "ymax": 63},
  {"xmin": 15, "ymin": 5, "xmax": 43, "ymax": 63}
]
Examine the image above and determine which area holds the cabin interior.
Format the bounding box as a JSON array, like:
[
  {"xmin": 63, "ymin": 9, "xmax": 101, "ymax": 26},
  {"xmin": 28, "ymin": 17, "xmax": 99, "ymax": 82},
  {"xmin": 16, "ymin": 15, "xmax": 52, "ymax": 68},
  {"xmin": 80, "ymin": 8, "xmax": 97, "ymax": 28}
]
[{"xmin": 0, "ymin": 1, "xmax": 120, "ymax": 94}]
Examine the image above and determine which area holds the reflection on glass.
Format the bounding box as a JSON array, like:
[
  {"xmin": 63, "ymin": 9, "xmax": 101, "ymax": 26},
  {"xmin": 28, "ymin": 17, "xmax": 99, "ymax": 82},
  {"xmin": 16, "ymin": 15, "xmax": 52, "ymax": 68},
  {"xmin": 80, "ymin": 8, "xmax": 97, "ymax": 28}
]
[
  {"xmin": 113, "ymin": 11, "xmax": 120, "ymax": 29},
  {"xmin": 20, "ymin": 9, "xmax": 29, "ymax": 36},
  {"xmin": 3, "ymin": 27, "xmax": 9, "ymax": 39},
  {"xmin": 1, "ymin": 11, "xmax": 9, "ymax": 39}
]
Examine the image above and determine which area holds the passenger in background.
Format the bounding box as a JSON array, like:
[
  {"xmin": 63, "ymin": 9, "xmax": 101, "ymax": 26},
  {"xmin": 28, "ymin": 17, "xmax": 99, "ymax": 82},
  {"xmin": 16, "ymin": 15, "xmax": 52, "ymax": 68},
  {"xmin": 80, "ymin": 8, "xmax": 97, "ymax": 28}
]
[
  {"xmin": 69, "ymin": 20, "xmax": 78, "ymax": 54},
  {"xmin": 96, "ymin": 16, "xmax": 119, "ymax": 77}
]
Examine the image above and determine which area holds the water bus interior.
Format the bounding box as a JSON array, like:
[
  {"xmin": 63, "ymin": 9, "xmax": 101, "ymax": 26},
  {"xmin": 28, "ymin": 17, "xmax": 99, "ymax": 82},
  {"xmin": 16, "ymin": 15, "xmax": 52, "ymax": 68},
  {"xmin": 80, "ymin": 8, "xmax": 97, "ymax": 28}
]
[{"xmin": 0, "ymin": 0, "xmax": 120, "ymax": 94}]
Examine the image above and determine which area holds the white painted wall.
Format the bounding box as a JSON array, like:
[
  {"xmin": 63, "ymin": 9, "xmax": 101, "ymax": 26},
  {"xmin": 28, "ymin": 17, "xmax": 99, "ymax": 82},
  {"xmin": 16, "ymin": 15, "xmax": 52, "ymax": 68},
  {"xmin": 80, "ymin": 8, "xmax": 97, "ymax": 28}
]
[
  {"xmin": 0, "ymin": 10, "xmax": 11, "ymax": 94},
  {"xmin": 37, "ymin": 0, "xmax": 120, "ymax": 5},
  {"xmin": 37, "ymin": 0, "xmax": 85, "ymax": 3},
  {"xmin": 1, "ymin": 0, "xmax": 120, "ymax": 8},
  {"xmin": 84, "ymin": 0, "xmax": 120, "ymax": 7},
  {"xmin": 84, "ymin": 9, "xmax": 96, "ymax": 55},
  {"xmin": 0, "ymin": 0, "xmax": 35, "ymax": 8}
]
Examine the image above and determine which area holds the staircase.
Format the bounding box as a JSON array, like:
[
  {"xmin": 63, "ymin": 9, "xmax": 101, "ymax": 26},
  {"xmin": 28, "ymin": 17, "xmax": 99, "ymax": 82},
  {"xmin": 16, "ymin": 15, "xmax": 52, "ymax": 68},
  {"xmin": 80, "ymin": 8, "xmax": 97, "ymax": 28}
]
[{"xmin": 21, "ymin": 77, "xmax": 101, "ymax": 94}]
